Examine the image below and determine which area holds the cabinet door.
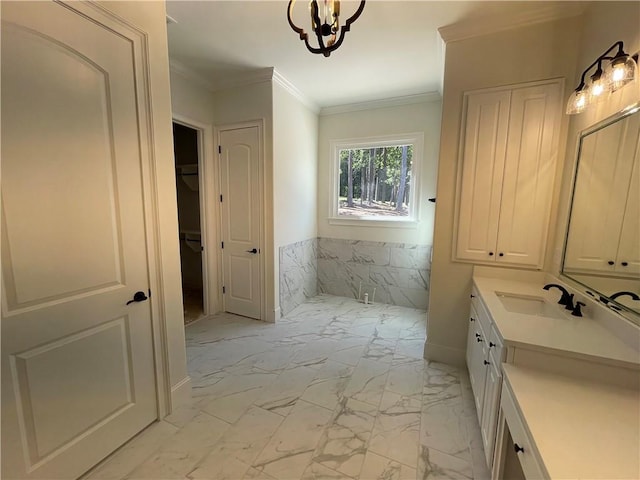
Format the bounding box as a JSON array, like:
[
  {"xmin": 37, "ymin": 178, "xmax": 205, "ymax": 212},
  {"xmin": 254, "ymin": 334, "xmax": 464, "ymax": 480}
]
[
  {"xmin": 466, "ymin": 311, "xmax": 489, "ymax": 424},
  {"xmin": 615, "ymin": 138, "xmax": 640, "ymax": 275},
  {"xmin": 456, "ymin": 90, "xmax": 511, "ymax": 263},
  {"xmin": 564, "ymin": 111, "xmax": 637, "ymax": 273},
  {"xmin": 481, "ymin": 359, "xmax": 503, "ymax": 468},
  {"xmin": 496, "ymin": 82, "xmax": 562, "ymax": 267}
]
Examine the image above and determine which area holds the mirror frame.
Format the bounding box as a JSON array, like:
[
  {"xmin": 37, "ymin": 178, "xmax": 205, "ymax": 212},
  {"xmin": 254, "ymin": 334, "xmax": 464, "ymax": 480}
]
[{"xmin": 561, "ymin": 102, "xmax": 640, "ymax": 324}]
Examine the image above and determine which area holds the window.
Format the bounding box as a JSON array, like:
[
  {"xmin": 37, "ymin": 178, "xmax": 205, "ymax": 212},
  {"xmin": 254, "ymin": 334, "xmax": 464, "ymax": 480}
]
[{"xmin": 330, "ymin": 134, "xmax": 423, "ymax": 226}]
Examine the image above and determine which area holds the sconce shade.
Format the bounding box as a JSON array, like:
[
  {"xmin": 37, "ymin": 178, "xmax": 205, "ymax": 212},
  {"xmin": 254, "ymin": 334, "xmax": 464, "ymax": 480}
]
[
  {"xmin": 566, "ymin": 87, "xmax": 589, "ymax": 115},
  {"xmin": 608, "ymin": 55, "xmax": 638, "ymax": 91}
]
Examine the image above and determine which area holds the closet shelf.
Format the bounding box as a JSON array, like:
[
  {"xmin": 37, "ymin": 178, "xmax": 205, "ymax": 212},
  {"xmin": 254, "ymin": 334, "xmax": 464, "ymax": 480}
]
[{"xmin": 176, "ymin": 164, "xmax": 199, "ymax": 191}]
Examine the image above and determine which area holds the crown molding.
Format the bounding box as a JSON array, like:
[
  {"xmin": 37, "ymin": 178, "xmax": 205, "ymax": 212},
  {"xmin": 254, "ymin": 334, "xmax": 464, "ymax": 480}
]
[
  {"xmin": 272, "ymin": 68, "xmax": 320, "ymax": 113},
  {"xmin": 438, "ymin": 2, "xmax": 585, "ymax": 44},
  {"xmin": 212, "ymin": 67, "xmax": 275, "ymax": 92},
  {"xmin": 320, "ymin": 92, "xmax": 441, "ymax": 116},
  {"xmin": 169, "ymin": 59, "xmax": 217, "ymax": 93}
]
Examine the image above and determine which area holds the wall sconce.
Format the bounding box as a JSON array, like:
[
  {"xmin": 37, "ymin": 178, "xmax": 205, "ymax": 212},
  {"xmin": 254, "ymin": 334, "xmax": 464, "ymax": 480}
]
[
  {"xmin": 567, "ymin": 41, "xmax": 638, "ymax": 115},
  {"xmin": 287, "ymin": 0, "xmax": 366, "ymax": 57}
]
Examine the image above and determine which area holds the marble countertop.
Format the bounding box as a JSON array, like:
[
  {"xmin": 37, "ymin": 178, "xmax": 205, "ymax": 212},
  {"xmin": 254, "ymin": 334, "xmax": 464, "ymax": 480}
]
[
  {"xmin": 503, "ymin": 364, "xmax": 640, "ymax": 479},
  {"xmin": 472, "ymin": 275, "xmax": 640, "ymax": 368}
]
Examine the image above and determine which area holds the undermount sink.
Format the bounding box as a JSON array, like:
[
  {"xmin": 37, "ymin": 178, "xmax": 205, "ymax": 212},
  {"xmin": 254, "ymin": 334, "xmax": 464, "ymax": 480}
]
[{"xmin": 495, "ymin": 292, "xmax": 567, "ymax": 319}]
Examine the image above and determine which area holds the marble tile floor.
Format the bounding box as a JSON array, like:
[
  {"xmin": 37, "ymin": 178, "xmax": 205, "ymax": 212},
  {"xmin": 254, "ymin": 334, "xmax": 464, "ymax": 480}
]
[{"xmin": 87, "ymin": 294, "xmax": 490, "ymax": 480}]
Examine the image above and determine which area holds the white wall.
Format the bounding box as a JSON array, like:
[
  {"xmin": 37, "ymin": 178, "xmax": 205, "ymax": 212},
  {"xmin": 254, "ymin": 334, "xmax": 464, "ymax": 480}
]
[
  {"xmin": 317, "ymin": 98, "xmax": 442, "ymax": 245},
  {"xmin": 551, "ymin": 2, "xmax": 640, "ymax": 275},
  {"xmin": 427, "ymin": 16, "xmax": 582, "ymax": 366},
  {"xmin": 273, "ymin": 83, "xmax": 319, "ymax": 248},
  {"xmin": 273, "ymin": 82, "xmax": 319, "ymax": 316},
  {"xmin": 96, "ymin": 1, "xmax": 190, "ymax": 407},
  {"xmin": 212, "ymin": 81, "xmax": 277, "ymax": 321},
  {"xmin": 170, "ymin": 70, "xmax": 215, "ymax": 125}
]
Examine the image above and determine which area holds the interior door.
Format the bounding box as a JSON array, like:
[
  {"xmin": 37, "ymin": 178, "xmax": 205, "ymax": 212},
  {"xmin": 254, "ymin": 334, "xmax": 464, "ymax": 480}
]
[
  {"xmin": 220, "ymin": 126, "xmax": 262, "ymax": 319},
  {"xmin": 1, "ymin": 2, "xmax": 157, "ymax": 478}
]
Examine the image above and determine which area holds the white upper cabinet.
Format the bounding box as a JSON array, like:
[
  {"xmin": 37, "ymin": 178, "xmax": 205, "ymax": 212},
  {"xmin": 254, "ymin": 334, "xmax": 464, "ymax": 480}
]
[{"xmin": 455, "ymin": 80, "xmax": 563, "ymax": 268}]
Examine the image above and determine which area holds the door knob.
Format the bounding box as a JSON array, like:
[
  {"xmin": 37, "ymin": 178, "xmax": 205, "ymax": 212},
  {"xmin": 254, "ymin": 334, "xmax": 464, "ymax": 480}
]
[
  {"xmin": 246, "ymin": 248, "xmax": 258, "ymax": 254},
  {"xmin": 126, "ymin": 291, "xmax": 148, "ymax": 305}
]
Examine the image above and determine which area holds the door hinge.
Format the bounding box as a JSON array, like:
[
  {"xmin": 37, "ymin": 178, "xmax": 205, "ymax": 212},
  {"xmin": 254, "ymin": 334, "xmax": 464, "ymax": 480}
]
[
  {"xmin": 218, "ymin": 145, "xmax": 222, "ymax": 154},
  {"xmin": 220, "ymin": 194, "xmax": 223, "ymax": 202},
  {"xmin": 222, "ymin": 286, "xmax": 226, "ymax": 294},
  {"xmin": 221, "ymin": 241, "xmax": 224, "ymax": 249}
]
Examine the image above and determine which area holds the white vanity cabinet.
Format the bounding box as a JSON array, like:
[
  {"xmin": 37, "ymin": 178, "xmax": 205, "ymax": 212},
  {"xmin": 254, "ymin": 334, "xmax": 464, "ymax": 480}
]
[
  {"xmin": 455, "ymin": 80, "xmax": 562, "ymax": 269},
  {"xmin": 466, "ymin": 287, "xmax": 505, "ymax": 467}
]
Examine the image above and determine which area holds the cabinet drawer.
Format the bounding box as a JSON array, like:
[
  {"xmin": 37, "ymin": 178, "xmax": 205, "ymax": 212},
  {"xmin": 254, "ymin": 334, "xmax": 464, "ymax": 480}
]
[{"xmin": 500, "ymin": 383, "xmax": 547, "ymax": 479}]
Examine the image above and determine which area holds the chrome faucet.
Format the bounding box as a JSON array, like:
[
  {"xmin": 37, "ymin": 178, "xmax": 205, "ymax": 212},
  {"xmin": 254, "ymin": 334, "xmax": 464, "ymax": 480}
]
[
  {"xmin": 543, "ymin": 284, "xmax": 574, "ymax": 310},
  {"xmin": 609, "ymin": 291, "xmax": 640, "ymax": 302}
]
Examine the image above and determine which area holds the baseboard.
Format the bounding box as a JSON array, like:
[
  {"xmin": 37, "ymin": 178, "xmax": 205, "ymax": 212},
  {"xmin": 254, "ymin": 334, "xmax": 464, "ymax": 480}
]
[
  {"xmin": 266, "ymin": 307, "xmax": 280, "ymax": 323},
  {"xmin": 423, "ymin": 341, "xmax": 466, "ymax": 368},
  {"xmin": 170, "ymin": 376, "xmax": 192, "ymax": 410}
]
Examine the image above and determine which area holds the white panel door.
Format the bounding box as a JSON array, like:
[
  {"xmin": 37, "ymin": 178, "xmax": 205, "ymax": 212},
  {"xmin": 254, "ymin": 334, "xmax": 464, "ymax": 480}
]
[
  {"xmin": 496, "ymin": 82, "xmax": 561, "ymax": 267},
  {"xmin": 1, "ymin": 2, "xmax": 157, "ymax": 478},
  {"xmin": 456, "ymin": 91, "xmax": 511, "ymax": 263},
  {"xmin": 220, "ymin": 127, "xmax": 262, "ymax": 319}
]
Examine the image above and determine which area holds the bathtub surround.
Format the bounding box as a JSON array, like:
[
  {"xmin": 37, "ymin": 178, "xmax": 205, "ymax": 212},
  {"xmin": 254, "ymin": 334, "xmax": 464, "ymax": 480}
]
[
  {"xmin": 279, "ymin": 238, "xmax": 431, "ymax": 314},
  {"xmin": 318, "ymin": 237, "xmax": 431, "ymax": 310},
  {"xmin": 279, "ymin": 238, "xmax": 318, "ymax": 316}
]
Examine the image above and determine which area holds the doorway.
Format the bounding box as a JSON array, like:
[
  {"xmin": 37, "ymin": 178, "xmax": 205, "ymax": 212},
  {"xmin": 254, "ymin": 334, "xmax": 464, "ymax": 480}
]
[{"xmin": 173, "ymin": 122, "xmax": 207, "ymax": 324}]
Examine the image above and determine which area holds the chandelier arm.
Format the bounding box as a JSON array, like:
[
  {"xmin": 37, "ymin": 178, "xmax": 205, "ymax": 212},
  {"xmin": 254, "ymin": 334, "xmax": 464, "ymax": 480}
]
[
  {"xmin": 318, "ymin": 0, "xmax": 366, "ymax": 55},
  {"xmin": 309, "ymin": 1, "xmax": 329, "ymax": 54}
]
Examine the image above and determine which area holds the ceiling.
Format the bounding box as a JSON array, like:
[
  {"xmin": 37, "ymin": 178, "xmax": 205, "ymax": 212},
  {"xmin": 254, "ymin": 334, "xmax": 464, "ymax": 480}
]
[{"xmin": 166, "ymin": 1, "xmax": 584, "ymax": 109}]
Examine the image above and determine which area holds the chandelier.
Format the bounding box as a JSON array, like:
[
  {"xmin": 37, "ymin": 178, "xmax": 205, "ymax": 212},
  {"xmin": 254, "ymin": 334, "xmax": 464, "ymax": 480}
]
[{"xmin": 287, "ymin": 0, "xmax": 366, "ymax": 57}]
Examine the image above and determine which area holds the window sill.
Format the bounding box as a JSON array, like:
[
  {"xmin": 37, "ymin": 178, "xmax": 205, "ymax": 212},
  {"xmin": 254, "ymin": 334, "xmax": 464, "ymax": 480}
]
[{"xmin": 328, "ymin": 217, "xmax": 419, "ymax": 229}]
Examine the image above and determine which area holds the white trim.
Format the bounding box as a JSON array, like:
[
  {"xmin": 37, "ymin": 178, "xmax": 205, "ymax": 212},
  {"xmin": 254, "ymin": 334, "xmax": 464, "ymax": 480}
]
[
  {"xmin": 320, "ymin": 92, "xmax": 440, "ymax": 116},
  {"xmin": 272, "ymin": 68, "xmax": 320, "ymax": 114},
  {"xmin": 214, "ymin": 67, "xmax": 274, "ymax": 92},
  {"xmin": 170, "ymin": 376, "xmax": 192, "ymax": 409},
  {"xmin": 215, "ymin": 120, "xmax": 267, "ymax": 322},
  {"xmin": 328, "ymin": 133, "xmax": 424, "ymax": 225},
  {"xmin": 438, "ymin": 3, "xmax": 585, "ymax": 43},
  {"xmin": 169, "ymin": 59, "xmax": 216, "ymax": 93},
  {"xmin": 172, "ymin": 114, "xmax": 221, "ymax": 316}
]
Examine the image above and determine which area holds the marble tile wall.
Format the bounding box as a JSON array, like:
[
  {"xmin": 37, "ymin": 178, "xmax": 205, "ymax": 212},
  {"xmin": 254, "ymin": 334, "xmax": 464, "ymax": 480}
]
[
  {"xmin": 279, "ymin": 238, "xmax": 318, "ymax": 316},
  {"xmin": 279, "ymin": 237, "xmax": 431, "ymax": 314},
  {"xmin": 317, "ymin": 237, "xmax": 431, "ymax": 310}
]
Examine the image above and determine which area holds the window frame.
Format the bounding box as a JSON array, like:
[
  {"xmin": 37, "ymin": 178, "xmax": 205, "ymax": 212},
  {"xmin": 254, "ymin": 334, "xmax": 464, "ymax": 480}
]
[{"xmin": 328, "ymin": 133, "xmax": 423, "ymax": 228}]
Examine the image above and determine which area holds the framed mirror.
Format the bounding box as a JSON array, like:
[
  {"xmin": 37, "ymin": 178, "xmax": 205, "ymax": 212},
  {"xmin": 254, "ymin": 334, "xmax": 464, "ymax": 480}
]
[{"xmin": 562, "ymin": 105, "xmax": 640, "ymax": 321}]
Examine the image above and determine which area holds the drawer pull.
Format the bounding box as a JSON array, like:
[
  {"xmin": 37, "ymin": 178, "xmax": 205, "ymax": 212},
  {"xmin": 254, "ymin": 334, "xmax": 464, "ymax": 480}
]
[
  {"xmin": 489, "ymin": 341, "xmax": 496, "ymax": 348},
  {"xmin": 476, "ymin": 337, "xmax": 483, "ymax": 343},
  {"xmin": 470, "ymin": 294, "xmax": 476, "ymax": 298},
  {"xmin": 514, "ymin": 443, "xmax": 525, "ymax": 454},
  {"xmin": 470, "ymin": 317, "xmax": 475, "ymax": 322},
  {"xmin": 483, "ymin": 360, "xmax": 490, "ymax": 365}
]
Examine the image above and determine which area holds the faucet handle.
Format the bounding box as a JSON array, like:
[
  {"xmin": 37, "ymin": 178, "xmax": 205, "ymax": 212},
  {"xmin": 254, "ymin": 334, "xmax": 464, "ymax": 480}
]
[
  {"xmin": 563, "ymin": 293, "xmax": 575, "ymax": 310},
  {"xmin": 571, "ymin": 301, "xmax": 586, "ymax": 317}
]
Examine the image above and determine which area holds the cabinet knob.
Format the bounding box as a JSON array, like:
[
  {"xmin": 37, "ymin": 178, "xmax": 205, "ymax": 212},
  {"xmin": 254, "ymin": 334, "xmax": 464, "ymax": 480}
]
[
  {"xmin": 608, "ymin": 261, "xmax": 615, "ymax": 265},
  {"xmin": 489, "ymin": 252, "xmax": 494, "ymax": 256},
  {"xmin": 475, "ymin": 333, "xmax": 481, "ymax": 338},
  {"xmin": 498, "ymin": 252, "xmax": 504, "ymax": 257},
  {"xmin": 483, "ymin": 360, "xmax": 490, "ymax": 365},
  {"xmin": 470, "ymin": 317, "xmax": 475, "ymax": 322},
  {"xmin": 489, "ymin": 342, "xmax": 495, "ymax": 348},
  {"xmin": 514, "ymin": 443, "xmax": 525, "ymax": 454},
  {"xmin": 470, "ymin": 294, "xmax": 475, "ymax": 298},
  {"xmin": 476, "ymin": 337, "xmax": 483, "ymax": 343},
  {"xmin": 621, "ymin": 261, "xmax": 629, "ymax": 267}
]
